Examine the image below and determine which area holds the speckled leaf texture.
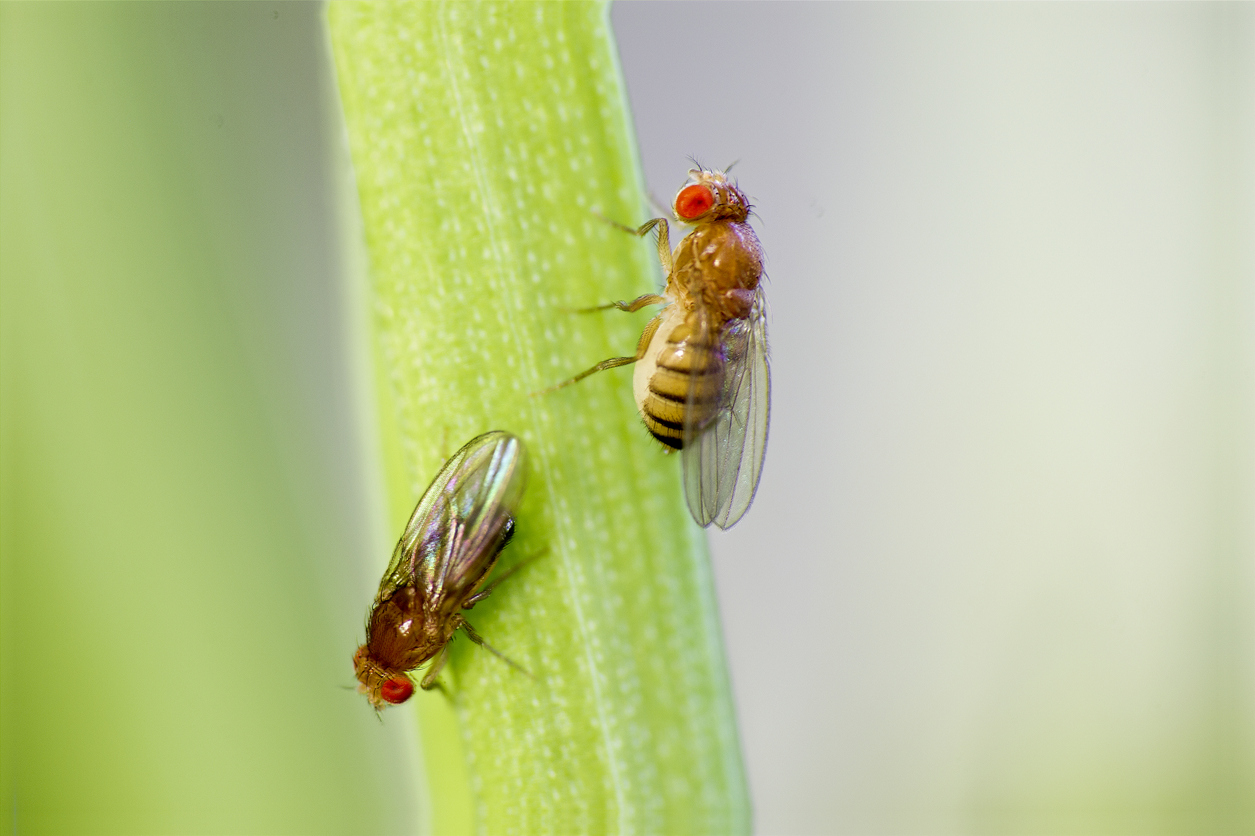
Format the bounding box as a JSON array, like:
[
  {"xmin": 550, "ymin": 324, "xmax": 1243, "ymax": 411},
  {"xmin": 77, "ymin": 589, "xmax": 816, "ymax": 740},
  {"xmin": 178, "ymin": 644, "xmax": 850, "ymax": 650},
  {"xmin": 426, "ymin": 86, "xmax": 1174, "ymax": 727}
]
[{"xmin": 328, "ymin": 3, "xmax": 749, "ymax": 834}]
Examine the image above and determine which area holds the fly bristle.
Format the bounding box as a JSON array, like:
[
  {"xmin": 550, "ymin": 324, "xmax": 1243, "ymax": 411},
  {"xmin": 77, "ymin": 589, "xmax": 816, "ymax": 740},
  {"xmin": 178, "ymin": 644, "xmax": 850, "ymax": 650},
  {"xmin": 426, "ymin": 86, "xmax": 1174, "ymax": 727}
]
[{"xmin": 647, "ymin": 424, "xmax": 684, "ymax": 450}]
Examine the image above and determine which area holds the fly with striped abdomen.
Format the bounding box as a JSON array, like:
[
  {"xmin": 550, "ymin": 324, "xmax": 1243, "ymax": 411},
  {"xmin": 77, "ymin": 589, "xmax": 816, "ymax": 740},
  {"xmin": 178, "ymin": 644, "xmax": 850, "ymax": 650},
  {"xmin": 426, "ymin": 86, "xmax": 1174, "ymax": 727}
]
[
  {"xmin": 546, "ymin": 167, "xmax": 770, "ymax": 530},
  {"xmin": 353, "ymin": 431, "xmax": 529, "ymax": 710}
]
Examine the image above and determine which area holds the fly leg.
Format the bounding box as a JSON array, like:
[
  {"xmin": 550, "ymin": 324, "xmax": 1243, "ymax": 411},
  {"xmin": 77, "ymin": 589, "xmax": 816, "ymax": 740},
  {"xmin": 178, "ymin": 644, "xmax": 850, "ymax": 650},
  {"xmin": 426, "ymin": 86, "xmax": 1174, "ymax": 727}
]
[
  {"xmin": 570, "ymin": 293, "xmax": 666, "ymax": 314},
  {"xmin": 535, "ymin": 312, "xmax": 665, "ymax": 394},
  {"xmin": 456, "ymin": 616, "xmax": 532, "ymax": 678},
  {"xmin": 536, "ymin": 210, "xmax": 672, "ymax": 396},
  {"xmin": 419, "ymin": 647, "xmax": 450, "ymax": 692},
  {"xmin": 534, "ymin": 355, "xmax": 637, "ymax": 394},
  {"xmin": 461, "ymin": 547, "xmax": 547, "ymax": 610},
  {"xmin": 596, "ymin": 212, "xmax": 674, "ymax": 275},
  {"xmin": 634, "ymin": 217, "xmax": 674, "ymax": 276}
]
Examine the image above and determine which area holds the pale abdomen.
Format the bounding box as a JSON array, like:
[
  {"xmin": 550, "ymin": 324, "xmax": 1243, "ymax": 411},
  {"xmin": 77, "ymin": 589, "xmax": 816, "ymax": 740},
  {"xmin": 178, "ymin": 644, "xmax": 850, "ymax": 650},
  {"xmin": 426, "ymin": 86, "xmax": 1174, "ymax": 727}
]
[{"xmin": 633, "ymin": 307, "xmax": 724, "ymax": 450}]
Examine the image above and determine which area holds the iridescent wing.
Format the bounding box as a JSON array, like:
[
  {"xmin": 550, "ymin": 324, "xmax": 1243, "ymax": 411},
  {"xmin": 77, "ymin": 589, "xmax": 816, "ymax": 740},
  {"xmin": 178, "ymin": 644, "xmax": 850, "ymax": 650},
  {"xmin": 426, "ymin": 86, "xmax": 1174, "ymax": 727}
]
[
  {"xmin": 375, "ymin": 431, "xmax": 528, "ymax": 615},
  {"xmin": 682, "ymin": 287, "xmax": 770, "ymax": 529}
]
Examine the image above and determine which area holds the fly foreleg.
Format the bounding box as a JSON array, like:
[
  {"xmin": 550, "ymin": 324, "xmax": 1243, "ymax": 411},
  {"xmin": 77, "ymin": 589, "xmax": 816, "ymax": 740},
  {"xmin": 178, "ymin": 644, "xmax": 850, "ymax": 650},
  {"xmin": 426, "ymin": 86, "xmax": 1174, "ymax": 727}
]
[
  {"xmin": 634, "ymin": 217, "xmax": 674, "ymax": 276},
  {"xmin": 596, "ymin": 212, "xmax": 675, "ymax": 275}
]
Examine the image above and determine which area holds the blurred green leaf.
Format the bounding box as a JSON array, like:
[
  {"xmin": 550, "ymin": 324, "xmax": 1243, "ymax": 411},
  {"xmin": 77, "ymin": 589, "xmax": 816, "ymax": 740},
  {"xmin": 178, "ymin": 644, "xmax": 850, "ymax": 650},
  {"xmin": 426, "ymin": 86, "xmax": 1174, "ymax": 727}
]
[{"xmin": 2, "ymin": 4, "xmax": 417, "ymax": 833}]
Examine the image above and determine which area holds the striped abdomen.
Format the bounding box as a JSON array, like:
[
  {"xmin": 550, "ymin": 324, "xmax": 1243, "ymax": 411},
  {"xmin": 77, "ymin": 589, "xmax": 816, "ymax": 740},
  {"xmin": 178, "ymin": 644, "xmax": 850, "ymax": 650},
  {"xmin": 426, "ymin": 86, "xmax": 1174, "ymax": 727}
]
[{"xmin": 633, "ymin": 307, "xmax": 724, "ymax": 450}]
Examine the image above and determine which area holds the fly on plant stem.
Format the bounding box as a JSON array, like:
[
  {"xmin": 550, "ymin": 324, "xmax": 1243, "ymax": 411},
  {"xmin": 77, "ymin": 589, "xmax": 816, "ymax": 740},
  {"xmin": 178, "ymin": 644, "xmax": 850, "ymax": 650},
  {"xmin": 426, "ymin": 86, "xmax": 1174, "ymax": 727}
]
[
  {"xmin": 353, "ymin": 430, "xmax": 529, "ymax": 710},
  {"xmin": 547, "ymin": 167, "xmax": 769, "ymax": 530}
]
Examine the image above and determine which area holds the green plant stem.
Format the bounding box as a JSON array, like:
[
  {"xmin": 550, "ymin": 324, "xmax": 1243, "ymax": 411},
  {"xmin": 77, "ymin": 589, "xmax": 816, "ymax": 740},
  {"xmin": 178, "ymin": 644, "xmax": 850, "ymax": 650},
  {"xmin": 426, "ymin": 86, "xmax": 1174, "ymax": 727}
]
[{"xmin": 328, "ymin": 2, "xmax": 749, "ymax": 834}]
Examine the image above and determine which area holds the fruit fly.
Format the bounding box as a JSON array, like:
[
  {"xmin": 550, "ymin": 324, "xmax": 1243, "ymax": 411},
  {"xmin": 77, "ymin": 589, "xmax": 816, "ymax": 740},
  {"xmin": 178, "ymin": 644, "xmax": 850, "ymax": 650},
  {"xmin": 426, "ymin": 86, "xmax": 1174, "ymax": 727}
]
[
  {"xmin": 353, "ymin": 430, "xmax": 528, "ymax": 710},
  {"xmin": 550, "ymin": 167, "xmax": 769, "ymax": 530}
]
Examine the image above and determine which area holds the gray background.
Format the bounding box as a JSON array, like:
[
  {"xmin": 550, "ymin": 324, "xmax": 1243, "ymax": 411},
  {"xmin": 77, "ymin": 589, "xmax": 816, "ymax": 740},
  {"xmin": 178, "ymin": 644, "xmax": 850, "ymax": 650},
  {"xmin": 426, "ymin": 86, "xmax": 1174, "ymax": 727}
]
[{"xmin": 612, "ymin": 4, "xmax": 1253, "ymax": 835}]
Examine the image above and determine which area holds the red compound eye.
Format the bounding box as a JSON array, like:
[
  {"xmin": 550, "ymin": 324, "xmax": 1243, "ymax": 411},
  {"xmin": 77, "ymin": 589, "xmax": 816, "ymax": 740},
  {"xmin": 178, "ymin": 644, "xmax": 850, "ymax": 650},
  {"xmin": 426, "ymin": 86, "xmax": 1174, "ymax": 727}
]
[
  {"xmin": 381, "ymin": 677, "xmax": 414, "ymax": 704},
  {"xmin": 675, "ymin": 184, "xmax": 715, "ymax": 220}
]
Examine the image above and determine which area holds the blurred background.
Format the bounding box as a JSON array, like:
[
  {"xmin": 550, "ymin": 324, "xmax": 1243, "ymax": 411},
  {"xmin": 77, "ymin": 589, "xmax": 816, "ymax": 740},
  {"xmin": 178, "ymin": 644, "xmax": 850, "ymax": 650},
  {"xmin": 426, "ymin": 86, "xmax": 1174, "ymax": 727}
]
[
  {"xmin": 3, "ymin": 4, "xmax": 417, "ymax": 833},
  {"xmin": 3, "ymin": 2, "xmax": 1252, "ymax": 835},
  {"xmin": 611, "ymin": 4, "xmax": 1254, "ymax": 834}
]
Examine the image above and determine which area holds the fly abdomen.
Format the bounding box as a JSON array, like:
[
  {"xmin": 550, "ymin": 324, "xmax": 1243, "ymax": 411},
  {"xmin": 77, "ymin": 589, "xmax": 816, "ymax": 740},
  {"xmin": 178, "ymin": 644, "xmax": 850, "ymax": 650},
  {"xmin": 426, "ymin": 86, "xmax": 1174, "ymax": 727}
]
[{"xmin": 641, "ymin": 325, "xmax": 723, "ymax": 450}]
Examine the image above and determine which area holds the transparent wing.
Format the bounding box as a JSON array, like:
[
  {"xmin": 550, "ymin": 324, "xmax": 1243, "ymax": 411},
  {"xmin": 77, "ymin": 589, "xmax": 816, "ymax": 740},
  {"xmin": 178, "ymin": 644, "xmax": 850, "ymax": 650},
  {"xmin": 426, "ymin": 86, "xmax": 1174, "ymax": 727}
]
[
  {"xmin": 375, "ymin": 431, "xmax": 528, "ymax": 613},
  {"xmin": 682, "ymin": 288, "xmax": 770, "ymax": 529}
]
